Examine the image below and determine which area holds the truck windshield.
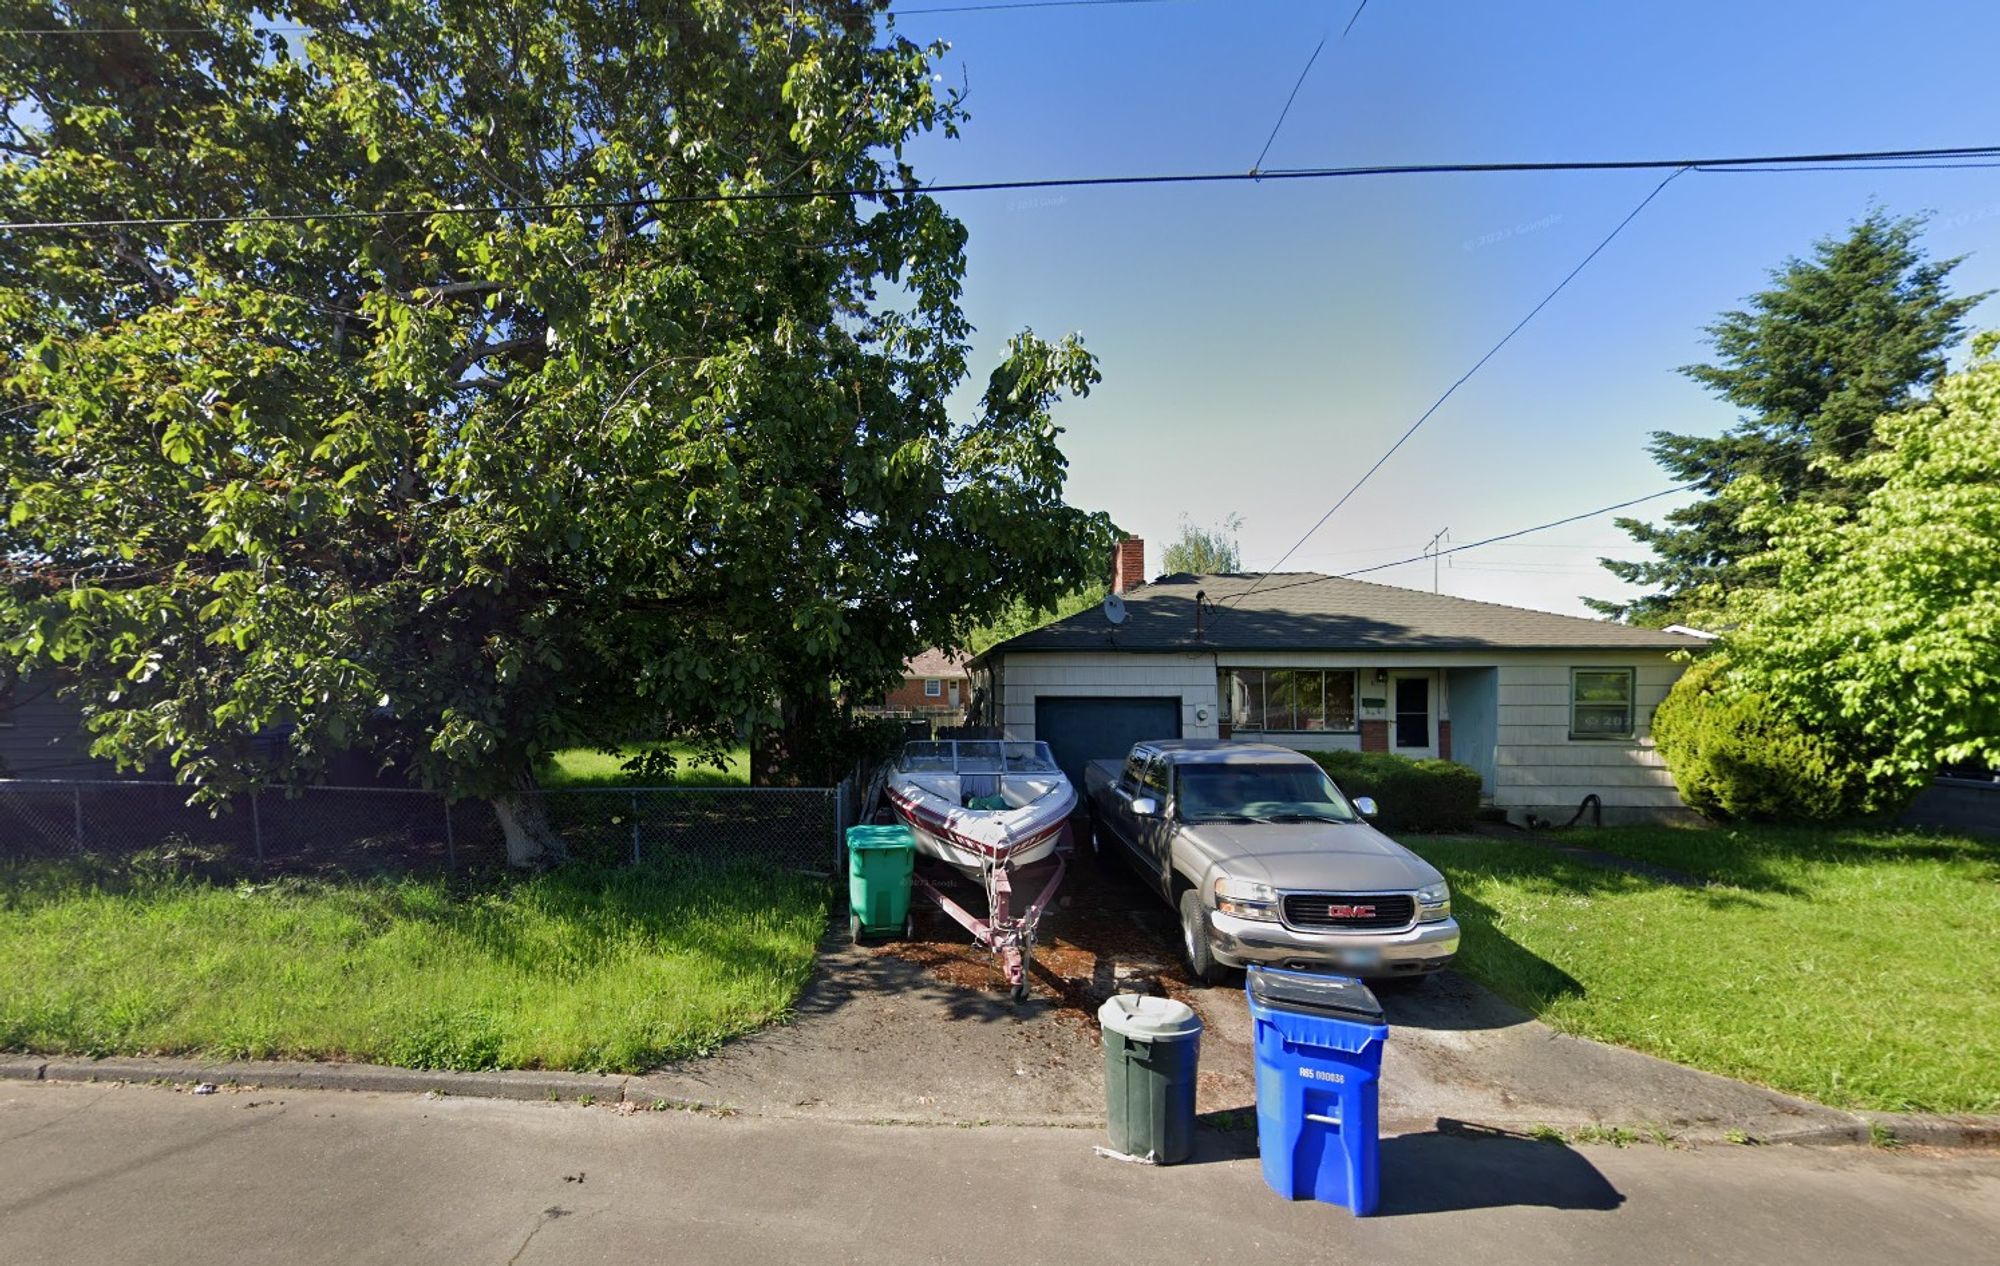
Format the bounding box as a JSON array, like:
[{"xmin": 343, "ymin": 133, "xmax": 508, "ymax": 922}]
[{"xmin": 1175, "ymin": 764, "xmax": 1359, "ymax": 824}]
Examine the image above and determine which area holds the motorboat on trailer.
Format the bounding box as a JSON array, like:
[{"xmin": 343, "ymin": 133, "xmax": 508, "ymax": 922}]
[
  {"xmin": 882, "ymin": 740, "xmax": 1076, "ymax": 1000},
  {"xmin": 884, "ymin": 740, "xmax": 1077, "ymax": 872}
]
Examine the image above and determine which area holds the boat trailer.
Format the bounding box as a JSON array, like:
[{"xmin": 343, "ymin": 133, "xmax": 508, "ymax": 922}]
[{"xmin": 911, "ymin": 842, "xmax": 1068, "ymax": 1002}]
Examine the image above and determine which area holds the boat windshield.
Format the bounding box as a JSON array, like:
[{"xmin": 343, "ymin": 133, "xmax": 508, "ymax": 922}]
[
  {"xmin": 1175, "ymin": 763, "xmax": 1359, "ymax": 825},
  {"xmin": 896, "ymin": 740, "xmax": 1061, "ymax": 776}
]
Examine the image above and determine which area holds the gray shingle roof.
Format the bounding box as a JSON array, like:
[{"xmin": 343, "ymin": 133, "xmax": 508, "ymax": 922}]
[{"xmin": 979, "ymin": 572, "xmax": 1705, "ymax": 658}]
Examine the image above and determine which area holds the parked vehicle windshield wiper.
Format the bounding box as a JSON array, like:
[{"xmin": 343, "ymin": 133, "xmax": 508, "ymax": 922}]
[
  {"xmin": 1259, "ymin": 811, "xmax": 1353, "ymax": 824},
  {"xmin": 1186, "ymin": 813, "xmax": 1260, "ymax": 824}
]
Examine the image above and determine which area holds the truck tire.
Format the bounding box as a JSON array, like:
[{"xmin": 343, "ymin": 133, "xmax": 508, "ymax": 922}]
[{"xmin": 1178, "ymin": 889, "xmax": 1226, "ymax": 985}]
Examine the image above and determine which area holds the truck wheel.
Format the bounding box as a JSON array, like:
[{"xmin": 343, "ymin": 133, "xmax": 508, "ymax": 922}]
[{"xmin": 1178, "ymin": 889, "xmax": 1226, "ymax": 985}]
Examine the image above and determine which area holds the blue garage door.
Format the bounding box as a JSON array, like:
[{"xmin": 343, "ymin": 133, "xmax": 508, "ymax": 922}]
[{"xmin": 1035, "ymin": 695, "xmax": 1184, "ymax": 791}]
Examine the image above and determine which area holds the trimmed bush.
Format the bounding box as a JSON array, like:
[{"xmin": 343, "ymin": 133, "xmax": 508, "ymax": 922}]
[
  {"xmin": 1651, "ymin": 655, "xmax": 1892, "ymax": 822},
  {"xmin": 1304, "ymin": 749, "xmax": 1482, "ymax": 833}
]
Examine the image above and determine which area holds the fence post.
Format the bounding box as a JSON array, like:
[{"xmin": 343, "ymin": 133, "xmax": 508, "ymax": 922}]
[
  {"xmin": 444, "ymin": 796, "xmax": 456, "ymax": 871},
  {"xmin": 250, "ymin": 789, "xmax": 263, "ymax": 864},
  {"xmin": 73, "ymin": 786, "xmax": 83, "ymax": 852},
  {"xmin": 630, "ymin": 790, "xmax": 641, "ymax": 866}
]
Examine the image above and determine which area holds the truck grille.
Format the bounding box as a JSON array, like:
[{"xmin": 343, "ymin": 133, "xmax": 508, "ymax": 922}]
[{"xmin": 1281, "ymin": 893, "xmax": 1415, "ymax": 932}]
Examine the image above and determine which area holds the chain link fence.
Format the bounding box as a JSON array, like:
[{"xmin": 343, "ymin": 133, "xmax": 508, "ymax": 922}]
[{"xmin": 0, "ymin": 778, "xmax": 855, "ymax": 876}]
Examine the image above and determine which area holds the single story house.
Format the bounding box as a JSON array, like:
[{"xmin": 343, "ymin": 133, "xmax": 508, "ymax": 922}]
[
  {"xmin": 969, "ymin": 539, "xmax": 1709, "ymax": 825},
  {"xmin": 875, "ymin": 649, "xmax": 973, "ymax": 716}
]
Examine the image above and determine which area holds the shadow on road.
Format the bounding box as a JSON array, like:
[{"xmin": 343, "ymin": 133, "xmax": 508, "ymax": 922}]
[{"xmin": 1374, "ymin": 1120, "xmax": 1625, "ymax": 1216}]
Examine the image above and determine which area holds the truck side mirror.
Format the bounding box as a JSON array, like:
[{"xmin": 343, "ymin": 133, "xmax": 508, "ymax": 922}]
[
  {"xmin": 1352, "ymin": 796, "xmax": 1379, "ymax": 818},
  {"xmin": 1130, "ymin": 796, "xmax": 1161, "ymax": 818}
]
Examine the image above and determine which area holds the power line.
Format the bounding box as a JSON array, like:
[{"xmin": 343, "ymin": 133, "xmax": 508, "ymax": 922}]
[
  {"xmin": 1342, "ymin": 484, "xmax": 1698, "ymax": 577},
  {"xmin": 1209, "ymin": 164, "xmax": 1690, "ymax": 621},
  {"xmin": 1214, "ymin": 484, "xmax": 1699, "ymax": 611},
  {"xmin": 1248, "ymin": 0, "xmax": 1369, "ymax": 175},
  {"xmin": 3, "ymin": 146, "xmax": 1994, "ymax": 233},
  {"xmin": 1250, "ymin": 34, "xmax": 1329, "ymax": 175}
]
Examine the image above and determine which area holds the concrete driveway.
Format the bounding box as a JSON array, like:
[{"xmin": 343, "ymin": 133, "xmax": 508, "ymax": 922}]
[
  {"xmin": 721, "ymin": 843, "xmax": 1858, "ymax": 1141},
  {"xmin": 4, "ymin": 1081, "xmax": 1998, "ymax": 1265}
]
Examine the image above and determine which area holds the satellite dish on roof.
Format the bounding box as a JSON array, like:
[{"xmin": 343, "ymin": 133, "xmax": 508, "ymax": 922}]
[{"xmin": 1102, "ymin": 592, "xmax": 1127, "ymax": 625}]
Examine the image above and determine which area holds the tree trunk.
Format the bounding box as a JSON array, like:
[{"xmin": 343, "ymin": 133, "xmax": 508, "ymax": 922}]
[{"xmin": 490, "ymin": 766, "xmax": 566, "ymax": 868}]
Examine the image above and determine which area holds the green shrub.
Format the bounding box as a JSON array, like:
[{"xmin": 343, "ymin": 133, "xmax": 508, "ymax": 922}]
[
  {"xmin": 1303, "ymin": 749, "xmax": 1482, "ymax": 832},
  {"xmin": 1651, "ymin": 655, "xmax": 1891, "ymax": 822}
]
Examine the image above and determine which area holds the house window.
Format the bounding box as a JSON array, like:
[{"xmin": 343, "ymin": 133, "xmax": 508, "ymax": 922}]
[
  {"xmin": 1571, "ymin": 668, "xmax": 1635, "ymax": 739},
  {"xmin": 1219, "ymin": 669, "xmax": 1358, "ymax": 733},
  {"xmin": 923, "ymin": 679, "xmax": 942, "ymax": 698}
]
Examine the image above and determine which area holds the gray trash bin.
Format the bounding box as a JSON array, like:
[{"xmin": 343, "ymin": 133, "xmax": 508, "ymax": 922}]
[{"xmin": 1098, "ymin": 994, "xmax": 1203, "ymax": 1164}]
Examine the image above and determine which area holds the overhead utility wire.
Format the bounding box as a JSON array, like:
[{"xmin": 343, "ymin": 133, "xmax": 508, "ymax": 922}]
[
  {"xmin": 1249, "ymin": 0, "xmax": 1369, "ymax": 175},
  {"xmin": 1250, "ymin": 34, "xmax": 1330, "ymax": 175},
  {"xmin": 3, "ymin": 146, "xmax": 1994, "ymax": 233},
  {"xmin": 1208, "ymin": 165, "xmax": 1691, "ymax": 622},
  {"xmin": 1210, "ymin": 484, "xmax": 1700, "ymax": 613}
]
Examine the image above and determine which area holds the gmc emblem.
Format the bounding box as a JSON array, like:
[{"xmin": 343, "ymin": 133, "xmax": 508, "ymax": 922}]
[{"xmin": 1328, "ymin": 903, "xmax": 1376, "ymax": 920}]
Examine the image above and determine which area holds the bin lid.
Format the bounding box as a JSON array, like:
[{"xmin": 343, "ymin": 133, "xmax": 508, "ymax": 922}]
[
  {"xmin": 1245, "ymin": 966, "xmax": 1384, "ymax": 1024},
  {"xmin": 845, "ymin": 824, "xmax": 916, "ymax": 852},
  {"xmin": 1097, "ymin": 994, "xmax": 1202, "ymax": 1041}
]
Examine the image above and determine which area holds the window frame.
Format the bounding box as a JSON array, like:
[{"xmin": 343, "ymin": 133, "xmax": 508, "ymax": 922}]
[
  {"xmin": 1217, "ymin": 667, "xmax": 1361, "ymax": 735},
  {"xmin": 1569, "ymin": 667, "xmax": 1637, "ymax": 740},
  {"xmin": 923, "ymin": 678, "xmax": 942, "ymax": 698}
]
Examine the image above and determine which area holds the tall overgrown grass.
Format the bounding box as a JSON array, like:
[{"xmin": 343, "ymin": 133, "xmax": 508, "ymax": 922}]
[{"xmin": 0, "ymin": 859, "xmax": 826, "ymax": 1073}]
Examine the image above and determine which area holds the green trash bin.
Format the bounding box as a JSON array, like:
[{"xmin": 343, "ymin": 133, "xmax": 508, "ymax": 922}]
[
  {"xmin": 846, "ymin": 825, "xmax": 916, "ymax": 942},
  {"xmin": 1099, "ymin": 994, "xmax": 1204, "ymax": 1164}
]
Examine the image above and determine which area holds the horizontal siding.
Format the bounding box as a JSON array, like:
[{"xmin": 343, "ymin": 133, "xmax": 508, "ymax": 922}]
[
  {"xmin": 1494, "ymin": 784, "xmax": 1687, "ymax": 809},
  {"xmin": 1489, "ymin": 652, "xmax": 1687, "ymax": 810},
  {"xmin": 0, "ymin": 678, "xmax": 114, "ymax": 778},
  {"xmin": 998, "ymin": 652, "xmax": 1217, "ymax": 742},
  {"xmin": 1497, "ymin": 763, "xmax": 1677, "ymax": 790}
]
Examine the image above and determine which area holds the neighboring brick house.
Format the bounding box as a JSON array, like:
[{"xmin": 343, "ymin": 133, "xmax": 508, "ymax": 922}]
[
  {"xmin": 969, "ymin": 537, "xmax": 1709, "ymax": 826},
  {"xmin": 878, "ymin": 649, "xmax": 972, "ymax": 715}
]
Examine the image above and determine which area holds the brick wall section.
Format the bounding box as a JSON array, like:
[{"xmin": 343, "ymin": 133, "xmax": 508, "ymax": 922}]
[
  {"xmin": 882, "ymin": 677, "xmax": 965, "ymax": 712},
  {"xmin": 1113, "ymin": 538, "xmax": 1146, "ymax": 593},
  {"xmin": 1437, "ymin": 719, "xmax": 1451, "ymax": 762},
  {"xmin": 1360, "ymin": 720, "xmax": 1388, "ymax": 753}
]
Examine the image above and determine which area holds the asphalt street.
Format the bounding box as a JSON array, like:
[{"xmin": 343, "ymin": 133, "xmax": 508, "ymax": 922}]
[{"xmin": 4, "ymin": 1081, "xmax": 1997, "ymax": 1265}]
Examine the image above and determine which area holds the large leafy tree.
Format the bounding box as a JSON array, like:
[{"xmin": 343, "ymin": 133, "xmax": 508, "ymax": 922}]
[
  {"xmin": 1591, "ymin": 213, "xmax": 1983, "ymax": 623},
  {"xmin": 1700, "ymin": 336, "xmax": 2000, "ymax": 797},
  {"xmin": 0, "ymin": 2, "xmax": 1116, "ymax": 862}
]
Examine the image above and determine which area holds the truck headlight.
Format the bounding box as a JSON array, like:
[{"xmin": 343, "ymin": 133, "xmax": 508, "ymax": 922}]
[
  {"xmin": 1214, "ymin": 877, "xmax": 1280, "ymax": 923},
  {"xmin": 1417, "ymin": 880, "xmax": 1451, "ymax": 923}
]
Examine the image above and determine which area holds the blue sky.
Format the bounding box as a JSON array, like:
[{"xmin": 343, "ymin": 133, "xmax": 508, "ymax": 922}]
[{"xmin": 888, "ymin": 0, "xmax": 2000, "ymax": 615}]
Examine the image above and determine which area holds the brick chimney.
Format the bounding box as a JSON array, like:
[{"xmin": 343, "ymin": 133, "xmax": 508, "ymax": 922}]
[{"xmin": 1112, "ymin": 537, "xmax": 1147, "ymax": 594}]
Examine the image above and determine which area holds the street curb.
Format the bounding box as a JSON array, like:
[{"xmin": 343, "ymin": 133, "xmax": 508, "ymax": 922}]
[
  {"xmin": 0, "ymin": 1058, "xmax": 48, "ymax": 1081},
  {"xmin": 30, "ymin": 1056, "xmax": 650, "ymax": 1105},
  {"xmin": 1859, "ymin": 1111, "xmax": 2000, "ymax": 1150},
  {"xmin": 17, "ymin": 1056, "xmax": 1999, "ymax": 1149}
]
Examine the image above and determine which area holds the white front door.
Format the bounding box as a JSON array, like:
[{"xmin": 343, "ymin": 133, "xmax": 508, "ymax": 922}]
[
  {"xmin": 1388, "ymin": 672, "xmax": 1436, "ymax": 759},
  {"xmin": 948, "ymin": 680, "xmax": 961, "ymax": 709}
]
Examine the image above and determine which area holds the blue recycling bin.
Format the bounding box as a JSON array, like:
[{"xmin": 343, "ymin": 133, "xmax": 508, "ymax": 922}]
[{"xmin": 1245, "ymin": 966, "xmax": 1389, "ymax": 1214}]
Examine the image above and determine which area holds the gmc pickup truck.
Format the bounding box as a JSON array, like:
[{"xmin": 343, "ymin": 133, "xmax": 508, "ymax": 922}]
[{"xmin": 1083, "ymin": 740, "xmax": 1458, "ymax": 984}]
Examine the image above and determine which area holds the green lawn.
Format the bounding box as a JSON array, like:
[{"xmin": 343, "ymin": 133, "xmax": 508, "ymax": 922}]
[
  {"xmin": 0, "ymin": 860, "xmax": 825, "ymax": 1073},
  {"xmin": 537, "ymin": 743, "xmax": 750, "ymax": 788},
  {"xmin": 1403, "ymin": 825, "xmax": 2000, "ymax": 1114}
]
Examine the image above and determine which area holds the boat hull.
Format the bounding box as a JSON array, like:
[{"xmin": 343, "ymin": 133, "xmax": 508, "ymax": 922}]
[{"xmin": 884, "ymin": 781, "xmax": 1077, "ymax": 873}]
